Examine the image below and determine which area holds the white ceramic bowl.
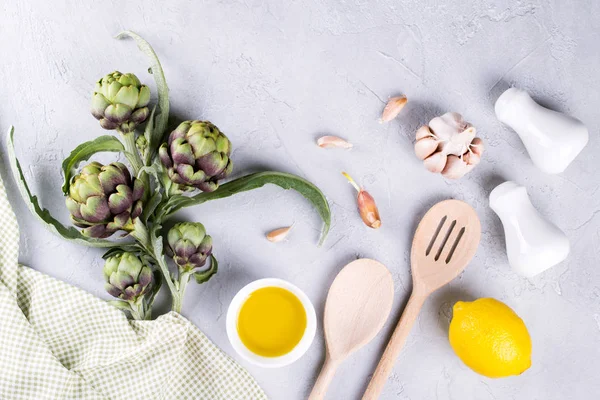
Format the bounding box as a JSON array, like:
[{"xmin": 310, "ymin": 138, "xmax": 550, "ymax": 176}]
[{"xmin": 226, "ymin": 278, "xmax": 317, "ymax": 368}]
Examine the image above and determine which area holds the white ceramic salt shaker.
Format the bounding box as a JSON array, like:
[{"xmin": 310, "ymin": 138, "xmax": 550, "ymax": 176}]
[
  {"xmin": 495, "ymin": 88, "xmax": 588, "ymax": 174},
  {"xmin": 489, "ymin": 181, "xmax": 570, "ymax": 278}
]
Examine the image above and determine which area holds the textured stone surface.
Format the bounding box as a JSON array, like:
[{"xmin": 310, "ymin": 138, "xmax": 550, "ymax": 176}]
[{"xmin": 1, "ymin": 1, "xmax": 599, "ymax": 399}]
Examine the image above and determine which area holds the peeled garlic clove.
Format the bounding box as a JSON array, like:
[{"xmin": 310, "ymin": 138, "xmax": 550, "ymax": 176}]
[
  {"xmin": 416, "ymin": 125, "xmax": 433, "ymax": 140},
  {"xmin": 380, "ymin": 95, "xmax": 407, "ymax": 123},
  {"xmin": 317, "ymin": 135, "xmax": 353, "ymax": 149},
  {"xmin": 266, "ymin": 226, "xmax": 293, "ymax": 242},
  {"xmin": 357, "ymin": 190, "xmax": 381, "ymax": 229},
  {"xmin": 423, "ymin": 152, "xmax": 447, "ymax": 173},
  {"xmin": 414, "ymin": 137, "xmax": 439, "ymax": 160},
  {"xmin": 442, "ymin": 155, "xmax": 472, "ymax": 179}
]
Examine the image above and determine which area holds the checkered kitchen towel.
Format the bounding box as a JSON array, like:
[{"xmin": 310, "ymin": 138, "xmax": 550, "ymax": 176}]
[{"xmin": 0, "ymin": 172, "xmax": 267, "ymax": 399}]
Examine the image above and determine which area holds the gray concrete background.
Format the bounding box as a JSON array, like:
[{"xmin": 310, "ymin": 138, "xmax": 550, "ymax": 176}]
[{"xmin": 1, "ymin": 1, "xmax": 599, "ymax": 399}]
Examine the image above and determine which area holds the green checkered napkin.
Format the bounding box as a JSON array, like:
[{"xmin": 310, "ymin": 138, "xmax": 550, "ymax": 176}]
[{"xmin": 0, "ymin": 172, "xmax": 267, "ymax": 399}]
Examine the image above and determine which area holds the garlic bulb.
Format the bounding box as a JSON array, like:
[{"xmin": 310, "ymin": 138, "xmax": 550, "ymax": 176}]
[{"xmin": 414, "ymin": 112, "xmax": 484, "ymax": 179}]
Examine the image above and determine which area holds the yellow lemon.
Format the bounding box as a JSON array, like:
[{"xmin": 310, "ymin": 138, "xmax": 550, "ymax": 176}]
[{"xmin": 449, "ymin": 298, "xmax": 532, "ymax": 378}]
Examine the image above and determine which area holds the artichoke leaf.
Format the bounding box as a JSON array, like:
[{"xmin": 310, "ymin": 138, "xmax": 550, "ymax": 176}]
[
  {"xmin": 137, "ymin": 164, "xmax": 163, "ymax": 223},
  {"xmin": 142, "ymin": 191, "xmax": 163, "ymax": 223},
  {"xmin": 61, "ymin": 135, "xmax": 125, "ymax": 195},
  {"xmin": 7, "ymin": 127, "xmax": 122, "ymax": 248},
  {"xmin": 145, "ymin": 269, "xmax": 163, "ymax": 309},
  {"xmin": 102, "ymin": 244, "xmax": 144, "ymax": 260},
  {"xmin": 165, "ymin": 172, "xmax": 331, "ymax": 245},
  {"xmin": 116, "ymin": 31, "xmax": 169, "ymax": 145},
  {"xmin": 194, "ymin": 255, "xmax": 218, "ymax": 284},
  {"xmin": 149, "ymin": 223, "xmax": 180, "ymax": 300}
]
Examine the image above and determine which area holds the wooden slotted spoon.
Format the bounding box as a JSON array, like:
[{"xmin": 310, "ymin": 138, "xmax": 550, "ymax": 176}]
[
  {"xmin": 362, "ymin": 199, "xmax": 481, "ymax": 399},
  {"xmin": 308, "ymin": 259, "xmax": 394, "ymax": 400}
]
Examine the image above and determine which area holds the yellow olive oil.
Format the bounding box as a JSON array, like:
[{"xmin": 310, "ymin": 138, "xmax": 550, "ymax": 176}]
[{"xmin": 237, "ymin": 286, "xmax": 307, "ymax": 357}]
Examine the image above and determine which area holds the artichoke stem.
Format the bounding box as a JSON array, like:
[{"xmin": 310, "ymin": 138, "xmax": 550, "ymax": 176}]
[
  {"xmin": 177, "ymin": 271, "xmax": 192, "ymax": 311},
  {"xmin": 129, "ymin": 302, "xmax": 143, "ymax": 320},
  {"xmin": 172, "ymin": 292, "xmax": 183, "ymax": 313},
  {"xmin": 144, "ymin": 229, "xmax": 182, "ymax": 312},
  {"xmin": 120, "ymin": 130, "xmax": 151, "ymax": 202},
  {"xmin": 119, "ymin": 130, "xmax": 144, "ymax": 174},
  {"xmin": 171, "ymin": 271, "xmax": 192, "ymax": 313}
]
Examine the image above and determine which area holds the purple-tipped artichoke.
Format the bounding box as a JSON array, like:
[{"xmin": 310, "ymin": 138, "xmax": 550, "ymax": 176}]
[
  {"xmin": 167, "ymin": 222, "xmax": 213, "ymax": 271},
  {"xmin": 66, "ymin": 161, "xmax": 144, "ymax": 238},
  {"xmin": 103, "ymin": 252, "xmax": 153, "ymax": 301},
  {"xmin": 91, "ymin": 71, "xmax": 151, "ymax": 133},
  {"xmin": 159, "ymin": 120, "xmax": 233, "ymax": 192}
]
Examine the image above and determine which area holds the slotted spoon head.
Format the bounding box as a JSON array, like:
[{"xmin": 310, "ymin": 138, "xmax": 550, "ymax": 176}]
[{"xmin": 411, "ymin": 199, "xmax": 481, "ymax": 294}]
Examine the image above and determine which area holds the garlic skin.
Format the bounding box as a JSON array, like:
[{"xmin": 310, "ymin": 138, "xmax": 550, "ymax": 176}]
[{"xmin": 414, "ymin": 112, "xmax": 484, "ymax": 179}]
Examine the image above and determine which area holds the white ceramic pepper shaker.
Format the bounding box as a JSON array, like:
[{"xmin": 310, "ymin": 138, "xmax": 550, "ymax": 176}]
[
  {"xmin": 489, "ymin": 181, "xmax": 570, "ymax": 278},
  {"xmin": 495, "ymin": 88, "xmax": 588, "ymax": 174}
]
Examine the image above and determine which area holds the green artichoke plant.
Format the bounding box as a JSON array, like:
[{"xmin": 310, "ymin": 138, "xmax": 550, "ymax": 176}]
[
  {"xmin": 8, "ymin": 31, "xmax": 331, "ymax": 320},
  {"xmin": 103, "ymin": 252, "xmax": 153, "ymax": 301},
  {"xmin": 167, "ymin": 222, "xmax": 212, "ymax": 271},
  {"xmin": 65, "ymin": 161, "xmax": 144, "ymax": 238},
  {"xmin": 159, "ymin": 120, "xmax": 233, "ymax": 192},
  {"xmin": 91, "ymin": 71, "xmax": 151, "ymax": 133}
]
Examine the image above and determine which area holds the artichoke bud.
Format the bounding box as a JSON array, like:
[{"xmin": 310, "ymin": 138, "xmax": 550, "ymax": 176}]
[
  {"xmin": 91, "ymin": 71, "xmax": 151, "ymax": 133},
  {"xmin": 66, "ymin": 161, "xmax": 144, "ymax": 238},
  {"xmin": 167, "ymin": 222, "xmax": 213, "ymax": 272},
  {"xmin": 136, "ymin": 135, "xmax": 148, "ymax": 159},
  {"xmin": 159, "ymin": 120, "xmax": 233, "ymax": 193},
  {"xmin": 103, "ymin": 252, "xmax": 153, "ymax": 301}
]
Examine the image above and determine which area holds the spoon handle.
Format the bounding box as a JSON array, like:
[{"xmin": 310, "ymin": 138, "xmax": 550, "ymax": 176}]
[
  {"xmin": 308, "ymin": 355, "xmax": 340, "ymax": 400},
  {"xmin": 362, "ymin": 292, "xmax": 427, "ymax": 400}
]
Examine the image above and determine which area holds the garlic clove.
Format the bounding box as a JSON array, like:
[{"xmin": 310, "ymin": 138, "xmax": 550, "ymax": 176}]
[
  {"xmin": 266, "ymin": 226, "xmax": 293, "ymax": 242},
  {"xmin": 380, "ymin": 95, "xmax": 407, "ymax": 123},
  {"xmin": 461, "ymin": 126, "xmax": 477, "ymax": 139},
  {"xmin": 357, "ymin": 190, "xmax": 381, "ymax": 229},
  {"xmin": 470, "ymin": 137, "xmax": 485, "ymax": 155},
  {"xmin": 414, "ymin": 137, "xmax": 439, "ymax": 160},
  {"xmin": 442, "ymin": 155, "xmax": 472, "ymax": 179},
  {"xmin": 471, "ymin": 153, "xmax": 481, "ymax": 165},
  {"xmin": 428, "ymin": 112, "xmax": 474, "ymax": 144},
  {"xmin": 465, "ymin": 137, "xmax": 485, "ymax": 165},
  {"xmin": 416, "ymin": 125, "xmax": 433, "ymax": 140},
  {"xmin": 342, "ymin": 172, "xmax": 382, "ymax": 229},
  {"xmin": 423, "ymin": 152, "xmax": 447, "ymax": 173},
  {"xmin": 317, "ymin": 135, "xmax": 353, "ymax": 149},
  {"xmin": 463, "ymin": 151, "xmax": 480, "ymax": 165}
]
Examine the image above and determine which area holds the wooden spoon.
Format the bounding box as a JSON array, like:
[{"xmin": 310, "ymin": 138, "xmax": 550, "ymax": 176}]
[
  {"xmin": 308, "ymin": 259, "xmax": 394, "ymax": 400},
  {"xmin": 363, "ymin": 199, "xmax": 481, "ymax": 399}
]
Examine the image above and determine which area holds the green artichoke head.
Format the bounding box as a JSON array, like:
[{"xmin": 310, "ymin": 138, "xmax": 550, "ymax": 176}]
[
  {"xmin": 91, "ymin": 71, "xmax": 151, "ymax": 133},
  {"xmin": 65, "ymin": 161, "xmax": 144, "ymax": 238},
  {"xmin": 167, "ymin": 222, "xmax": 213, "ymax": 271},
  {"xmin": 159, "ymin": 121, "xmax": 233, "ymax": 192},
  {"xmin": 103, "ymin": 252, "xmax": 153, "ymax": 301}
]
